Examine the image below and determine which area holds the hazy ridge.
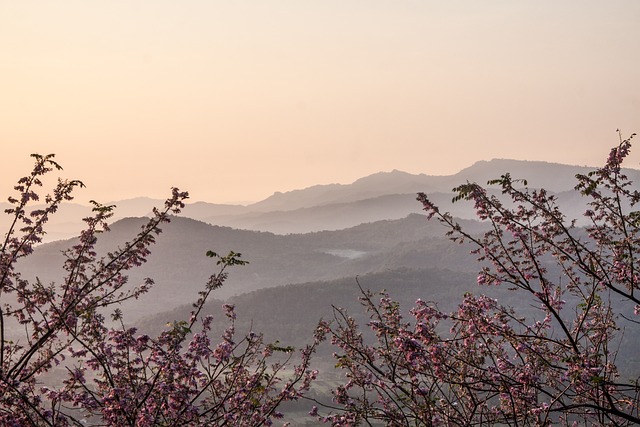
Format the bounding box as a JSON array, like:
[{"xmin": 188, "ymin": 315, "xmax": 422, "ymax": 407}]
[
  {"xmin": 11, "ymin": 157, "xmax": 639, "ymax": 325},
  {"xmin": 5, "ymin": 158, "xmax": 636, "ymax": 241}
]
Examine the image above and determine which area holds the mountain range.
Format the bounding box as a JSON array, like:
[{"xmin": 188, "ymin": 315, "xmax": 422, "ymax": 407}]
[
  {"xmin": 12, "ymin": 156, "xmax": 636, "ymax": 320},
  {"xmin": 17, "ymin": 214, "xmax": 485, "ymax": 320},
  {"xmin": 9, "ymin": 156, "xmax": 640, "ymax": 385},
  {"xmin": 3, "ymin": 158, "xmax": 635, "ymax": 241}
]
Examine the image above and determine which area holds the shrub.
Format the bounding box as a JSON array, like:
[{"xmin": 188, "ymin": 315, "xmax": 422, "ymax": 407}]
[
  {"xmin": 0, "ymin": 154, "xmax": 318, "ymax": 426},
  {"xmin": 320, "ymin": 133, "xmax": 640, "ymax": 426}
]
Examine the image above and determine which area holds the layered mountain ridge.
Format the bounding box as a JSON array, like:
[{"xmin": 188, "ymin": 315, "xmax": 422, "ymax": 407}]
[{"xmin": 3, "ymin": 158, "xmax": 632, "ymax": 241}]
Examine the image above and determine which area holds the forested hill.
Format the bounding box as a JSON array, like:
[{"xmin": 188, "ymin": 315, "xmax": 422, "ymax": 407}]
[
  {"xmin": 135, "ymin": 267, "xmax": 479, "ymax": 349},
  {"xmin": 18, "ymin": 214, "xmax": 485, "ymax": 320}
]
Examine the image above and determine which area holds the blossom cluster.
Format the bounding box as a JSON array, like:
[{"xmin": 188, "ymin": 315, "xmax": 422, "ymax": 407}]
[
  {"xmin": 0, "ymin": 154, "xmax": 318, "ymax": 426},
  {"xmin": 319, "ymin": 133, "xmax": 640, "ymax": 426}
]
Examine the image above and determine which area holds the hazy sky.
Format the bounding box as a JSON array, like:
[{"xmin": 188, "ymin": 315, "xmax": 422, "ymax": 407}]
[{"xmin": 1, "ymin": 1, "xmax": 639, "ymax": 204}]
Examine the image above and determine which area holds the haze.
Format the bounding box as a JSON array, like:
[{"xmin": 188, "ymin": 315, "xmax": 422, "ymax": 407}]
[{"xmin": 1, "ymin": 1, "xmax": 639, "ymax": 204}]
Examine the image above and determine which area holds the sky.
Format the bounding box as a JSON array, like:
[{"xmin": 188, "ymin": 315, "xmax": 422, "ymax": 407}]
[{"xmin": 1, "ymin": 1, "xmax": 639, "ymax": 205}]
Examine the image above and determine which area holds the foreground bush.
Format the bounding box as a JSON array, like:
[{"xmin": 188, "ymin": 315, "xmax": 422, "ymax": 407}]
[
  {"xmin": 319, "ymin": 133, "xmax": 640, "ymax": 426},
  {"xmin": 0, "ymin": 154, "xmax": 318, "ymax": 426}
]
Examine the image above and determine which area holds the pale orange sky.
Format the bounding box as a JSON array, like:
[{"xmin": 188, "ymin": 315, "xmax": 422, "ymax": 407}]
[{"xmin": 1, "ymin": 1, "xmax": 639, "ymax": 204}]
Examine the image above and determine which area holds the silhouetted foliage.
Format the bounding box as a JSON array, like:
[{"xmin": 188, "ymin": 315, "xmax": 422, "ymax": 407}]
[
  {"xmin": 0, "ymin": 154, "xmax": 319, "ymax": 426},
  {"xmin": 317, "ymin": 133, "xmax": 640, "ymax": 426}
]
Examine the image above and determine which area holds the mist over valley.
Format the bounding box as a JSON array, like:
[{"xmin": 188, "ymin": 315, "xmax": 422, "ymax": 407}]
[{"xmin": 14, "ymin": 158, "xmax": 633, "ymax": 323}]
